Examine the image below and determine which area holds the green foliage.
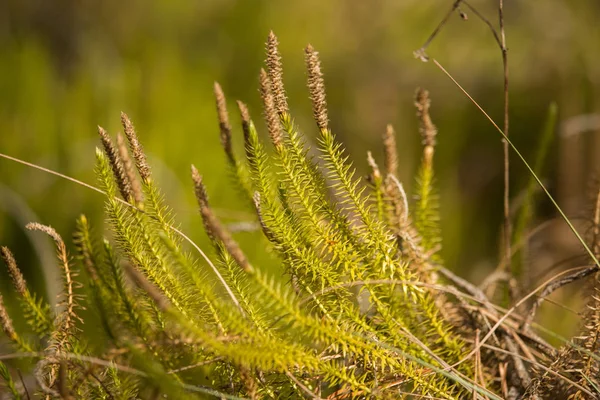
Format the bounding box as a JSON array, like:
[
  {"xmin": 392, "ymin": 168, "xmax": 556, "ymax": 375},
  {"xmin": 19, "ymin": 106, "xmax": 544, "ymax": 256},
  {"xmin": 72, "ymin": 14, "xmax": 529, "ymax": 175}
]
[
  {"xmin": 0, "ymin": 33, "xmax": 598, "ymax": 400},
  {"xmin": 0, "ymin": 360, "xmax": 21, "ymax": 399}
]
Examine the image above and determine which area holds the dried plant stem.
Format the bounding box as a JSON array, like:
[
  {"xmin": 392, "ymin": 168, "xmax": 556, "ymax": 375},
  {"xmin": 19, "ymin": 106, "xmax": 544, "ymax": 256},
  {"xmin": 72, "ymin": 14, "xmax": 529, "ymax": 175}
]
[
  {"xmin": 416, "ymin": 0, "xmax": 513, "ymax": 285},
  {"xmin": 430, "ymin": 58, "xmax": 600, "ymax": 270},
  {"xmin": 414, "ymin": 0, "xmax": 464, "ymax": 61},
  {"xmin": 191, "ymin": 165, "xmax": 253, "ymax": 274},
  {"xmin": 523, "ymin": 265, "xmax": 598, "ymax": 329},
  {"xmin": 26, "ymin": 223, "xmax": 77, "ymax": 332},
  {"xmin": 593, "ymin": 188, "xmax": 600, "ymax": 257},
  {"xmin": 122, "ymin": 261, "xmax": 170, "ymax": 311},
  {"xmin": 499, "ymin": 0, "xmax": 511, "ymax": 281}
]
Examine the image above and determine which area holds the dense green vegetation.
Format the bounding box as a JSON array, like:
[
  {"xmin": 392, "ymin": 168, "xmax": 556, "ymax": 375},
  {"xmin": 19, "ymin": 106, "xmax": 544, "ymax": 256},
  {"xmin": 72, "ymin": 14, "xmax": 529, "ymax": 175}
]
[
  {"xmin": 1, "ymin": 2, "xmax": 600, "ymax": 398},
  {"xmin": 0, "ymin": 30, "xmax": 598, "ymax": 398}
]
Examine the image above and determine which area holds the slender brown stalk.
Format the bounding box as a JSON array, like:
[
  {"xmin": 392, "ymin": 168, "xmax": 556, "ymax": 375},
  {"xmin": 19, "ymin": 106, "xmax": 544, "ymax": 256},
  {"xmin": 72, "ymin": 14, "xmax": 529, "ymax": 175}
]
[
  {"xmin": 523, "ymin": 266, "xmax": 598, "ymax": 329},
  {"xmin": 191, "ymin": 165, "xmax": 253, "ymax": 273},
  {"xmin": 122, "ymin": 261, "xmax": 170, "ymax": 312},
  {"xmin": 593, "ymin": 188, "xmax": 600, "ymax": 257},
  {"xmin": 499, "ymin": 0, "xmax": 511, "ymax": 279},
  {"xmin": 416, "ymin": 0, "xmax": 513, "ymax": 281},
  {"xmin": 414, "ymin": 0, "xmax": 464, "ymax": 61},
  {"xmin": 26, "ymin": 223, "xmax": 79, "ymax": 331},
  {"xmin": 431, "ymin": 57, "xmax": 600, "ymax": 269}
]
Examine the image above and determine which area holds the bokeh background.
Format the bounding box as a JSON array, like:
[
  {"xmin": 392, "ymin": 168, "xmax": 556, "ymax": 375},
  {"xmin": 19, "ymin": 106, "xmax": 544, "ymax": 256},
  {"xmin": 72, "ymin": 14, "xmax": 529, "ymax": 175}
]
[{"xmin": 1, "ymin": 0, "xmax": 599, "ymax": 338}]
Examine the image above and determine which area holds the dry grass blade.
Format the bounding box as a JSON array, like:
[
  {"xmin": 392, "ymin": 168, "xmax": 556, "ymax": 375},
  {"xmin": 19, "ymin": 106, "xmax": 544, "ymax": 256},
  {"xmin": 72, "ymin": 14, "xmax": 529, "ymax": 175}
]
[{"xmin": 431, "ymin": 58, "xmax": 600, "ymax": 269}]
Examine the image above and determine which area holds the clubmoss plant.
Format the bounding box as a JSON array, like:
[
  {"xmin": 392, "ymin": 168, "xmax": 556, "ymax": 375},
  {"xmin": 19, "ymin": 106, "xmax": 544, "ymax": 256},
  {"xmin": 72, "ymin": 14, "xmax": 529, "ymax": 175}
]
[{"xmin": 0, "ymin": 32, "xmax": 599, "ymax": 400}]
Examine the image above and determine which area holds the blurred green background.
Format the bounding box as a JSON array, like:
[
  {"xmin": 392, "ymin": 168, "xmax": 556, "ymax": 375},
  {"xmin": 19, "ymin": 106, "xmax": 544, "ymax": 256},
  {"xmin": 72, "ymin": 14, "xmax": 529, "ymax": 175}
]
[{"xmin": 1, "ymin": 0, "xmax": 599, "ymax": 336}]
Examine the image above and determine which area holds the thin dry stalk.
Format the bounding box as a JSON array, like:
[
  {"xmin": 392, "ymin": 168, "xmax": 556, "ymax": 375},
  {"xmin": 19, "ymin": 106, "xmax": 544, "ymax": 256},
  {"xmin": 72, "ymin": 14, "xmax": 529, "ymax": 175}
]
[
  {"xmin": 26, "ymin": 223, "xmax": 78, "ymax": 332},
  {"xmin": 579, "ymin": 273, "xmax": 600, "ymax": 395},
  {"xmin": 116, "ymin": 132, "xmax": 143, "ymax": 205},
  {"xmin": 416, "ymin": 0, "xmax": 513, "ymax": 284},
  {"xmin": 122, "ymin": 261, "xmax": 170, "ymax": 312},
  {"xmin": 414, "ymin": 0, "xmax": 464, "ymax": 61},
  {"xmin": 523, "ymin": 265, "xmax": 598, "ymax": 329},
  {"xmin": 383, "ymin": 124, "xmax": 398, "ymax": 178},
  {"xmin": 430, "ymin": 57, "xmax": 600, "ymax": 270},
  {"xmin": 191, "ymin": 165, "xmax": 253, "ymax": 273},
  {"xmin": 266, "ymin": 31, "xmax": 289, "ymax": 115},
  {"xmin": 259, "ymin": 69, "xmax": 282, "ymax": 147},
  {"xmin": 239, "ymin": 366, "xmax": 259, "ymax": 400},
  {"xmin": 1, "ymin": 246, "xmax": 27, "ymax": 297},
  {"xmin": 17, "ymin": 369, "xmax": 31, "ymax": 400},
  {"xmin": 285, "ymin": 371, "xmax": 323, "ymax": 400},
  {"xmin": 473, "ymin": 330, "xmax": 480, "ymax": 400},
  {"xmin": 120, "ymin": 112, "xmax": 151, "ymax": 183},
  {"xmin": 499, "ymin": 0, "xmax": 511, "ymax": 281},
  {"xmin": 305, "ymin": 45, "xmax": 329, "ymax": 131},
  {"xmin": 214, "ymin": 82, "xmax": 235, "ymax": 165},
  {"xmin": 98, "ymin": 126, "xmax": 133, "ymax": 202},
  {"xmin": 593, "ymin": 188, "xmax": 600, "ymax": 257}
]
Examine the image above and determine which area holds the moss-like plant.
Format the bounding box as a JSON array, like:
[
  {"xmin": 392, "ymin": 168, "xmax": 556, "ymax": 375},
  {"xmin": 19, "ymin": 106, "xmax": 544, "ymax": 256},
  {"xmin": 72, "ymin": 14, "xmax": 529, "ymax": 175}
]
[{"xmin": 0, "ymin": 32, "xmax": 599, "ymax": 400}]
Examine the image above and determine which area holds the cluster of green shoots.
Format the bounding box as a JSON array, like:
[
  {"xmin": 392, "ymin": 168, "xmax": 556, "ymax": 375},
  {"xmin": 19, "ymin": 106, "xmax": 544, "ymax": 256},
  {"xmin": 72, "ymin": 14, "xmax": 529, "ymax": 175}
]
[{"xmin": 0, "ymin": 32, "xmax": 598, "ymax": 399}]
